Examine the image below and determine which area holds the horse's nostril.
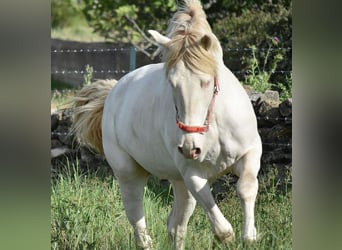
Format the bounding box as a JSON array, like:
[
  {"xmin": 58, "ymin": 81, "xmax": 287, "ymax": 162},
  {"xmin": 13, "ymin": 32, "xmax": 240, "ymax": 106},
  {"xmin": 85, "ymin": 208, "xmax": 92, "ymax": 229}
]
[
  {"xmin": 194, "ymin": 147, "xmax": 201, "ymax": 155},
  {"xmin": 178, "ymin": 146, "xmax": 183, "ymax": 154}
]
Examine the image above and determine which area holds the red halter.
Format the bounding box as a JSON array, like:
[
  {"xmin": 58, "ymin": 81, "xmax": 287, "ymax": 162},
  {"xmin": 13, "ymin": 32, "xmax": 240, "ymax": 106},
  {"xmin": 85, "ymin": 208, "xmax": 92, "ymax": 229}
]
[{"xmin": 176, "ymin": 76, "xmax": 219, "ymax": 133}]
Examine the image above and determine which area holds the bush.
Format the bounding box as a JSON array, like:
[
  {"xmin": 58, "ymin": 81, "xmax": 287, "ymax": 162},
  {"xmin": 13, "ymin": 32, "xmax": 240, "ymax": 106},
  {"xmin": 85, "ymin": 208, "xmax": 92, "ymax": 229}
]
[
  {"xmin": 51, "ymin": 0, "xmax": 84, "ymax": 28},
  {"xmin": 212, "ymin": 2, "xmax": 292, "ymax": 87},
  {"xmin": 242, "ymin": 41, "xmax": 292, "ymax": 99}
]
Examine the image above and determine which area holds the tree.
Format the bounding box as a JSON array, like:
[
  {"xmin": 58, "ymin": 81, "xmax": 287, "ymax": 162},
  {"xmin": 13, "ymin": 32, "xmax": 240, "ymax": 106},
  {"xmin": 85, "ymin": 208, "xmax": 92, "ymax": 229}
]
[
  {"xmin": 81, "ymin": 1, "xmax": 291, "ymax": 59},
  {"xmin": 211, "ymin": 1, "xmax": 292, "ymax": 85},
  {"xmin": 51, "ymin": 0, "xmax": 84, "ymax": 28},
  {"xmin": 82, "ymin": 0, "xmax": 177, "ymax": 58}
]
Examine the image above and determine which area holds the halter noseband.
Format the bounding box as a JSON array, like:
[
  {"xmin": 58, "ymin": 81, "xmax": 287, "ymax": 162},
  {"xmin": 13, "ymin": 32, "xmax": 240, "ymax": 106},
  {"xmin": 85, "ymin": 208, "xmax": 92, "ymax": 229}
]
[{"xmin": 176, "ymin": 76, "xmax": 219, "ymax": 133}]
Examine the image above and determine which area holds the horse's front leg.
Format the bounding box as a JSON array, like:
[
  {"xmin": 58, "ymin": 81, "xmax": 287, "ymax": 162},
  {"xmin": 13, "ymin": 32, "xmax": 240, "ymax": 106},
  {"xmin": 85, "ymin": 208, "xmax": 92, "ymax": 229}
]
[
  {"xmin": 182, "ymin": 170, "xmax": 235, "ymax": 243},
  {"xmin": 168, "ymin": 180, "xmax": 197, "ymax": 250}
]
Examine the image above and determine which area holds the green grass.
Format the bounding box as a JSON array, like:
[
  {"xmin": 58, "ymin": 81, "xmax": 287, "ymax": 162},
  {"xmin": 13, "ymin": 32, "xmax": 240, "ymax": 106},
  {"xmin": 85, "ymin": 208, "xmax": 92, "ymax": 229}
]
[
  {"xmin": 51, "ymin": 160, "xmax": 291, "ymax": 249},
  {"xmin": 51, "ymin": 89, "xmax": 76, "ymax": 113},
  {"xmin": 51, "ymin": 78, "xmax": 79, "ymax": 112}
]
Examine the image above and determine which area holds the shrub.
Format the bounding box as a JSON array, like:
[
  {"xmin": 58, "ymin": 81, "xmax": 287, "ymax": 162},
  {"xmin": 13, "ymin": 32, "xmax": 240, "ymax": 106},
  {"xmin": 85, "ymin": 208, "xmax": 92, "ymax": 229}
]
[
  {"xmin": 83, "ymin": 65, "xmax": 94, "ymax": 86},
  {"xmin": 212, "ymin": 2, "xmax": 292, "ymax": 87},
  {"xmin": 243, "ymin": 41, "xmax": 285, "ymax": 93},
  {"xmin": 51, "ymin": 0, "xmax": 85, "ymax": 28}
]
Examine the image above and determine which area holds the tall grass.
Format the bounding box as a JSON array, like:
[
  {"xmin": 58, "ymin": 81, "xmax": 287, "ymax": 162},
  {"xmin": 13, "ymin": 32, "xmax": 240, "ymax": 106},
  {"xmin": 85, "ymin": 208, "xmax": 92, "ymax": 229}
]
[{"xmin": 51, "ymin": 160, "xmax": 291, "ymax": 249}]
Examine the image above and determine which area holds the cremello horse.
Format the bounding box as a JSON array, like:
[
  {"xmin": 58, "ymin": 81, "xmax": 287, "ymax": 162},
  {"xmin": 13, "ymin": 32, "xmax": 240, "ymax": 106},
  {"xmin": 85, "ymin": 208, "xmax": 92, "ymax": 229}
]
[{"xmin": 72, "ymin": 0, "xmax": 261, "ymax": 249}]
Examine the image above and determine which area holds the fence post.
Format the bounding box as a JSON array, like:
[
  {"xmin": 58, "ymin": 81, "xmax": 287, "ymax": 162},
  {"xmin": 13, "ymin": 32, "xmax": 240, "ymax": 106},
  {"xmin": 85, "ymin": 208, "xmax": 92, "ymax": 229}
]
[{"xmin": 129, "ymin": 46, "xmax": 136, "ymax": 71}]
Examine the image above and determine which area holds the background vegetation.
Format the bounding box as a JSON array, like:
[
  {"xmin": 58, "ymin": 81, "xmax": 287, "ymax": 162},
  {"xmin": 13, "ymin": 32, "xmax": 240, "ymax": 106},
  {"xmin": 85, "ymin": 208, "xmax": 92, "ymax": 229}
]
[{"xmin": 51, "ymin": 0, "xmax": 292, "ymax": 96}]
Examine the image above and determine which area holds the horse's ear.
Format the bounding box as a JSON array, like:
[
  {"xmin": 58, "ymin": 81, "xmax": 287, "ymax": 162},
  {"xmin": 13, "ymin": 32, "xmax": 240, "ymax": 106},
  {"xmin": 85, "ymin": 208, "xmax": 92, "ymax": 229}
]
[
  {"xmin": 148, "ymin": 30, "xmax": 171, "ymax": 46},
  {"xmin": 200, "ymin": 35, "xmax": 212, "ymax": 51}
]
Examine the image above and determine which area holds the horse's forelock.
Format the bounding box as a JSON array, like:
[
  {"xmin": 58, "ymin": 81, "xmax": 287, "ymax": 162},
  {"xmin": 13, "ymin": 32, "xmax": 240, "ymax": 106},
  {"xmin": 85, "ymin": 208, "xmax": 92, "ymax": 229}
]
[
  {"xmin": 167, "ymin": 0, "xmax": 209, "ymax": 37},
  {"xmin": 164, "ymin": 30, "xmax": 217, "ymax": 76},
  {"xmin": 162, "ymin": 0, "xmax": 218, "ymax": 76}
]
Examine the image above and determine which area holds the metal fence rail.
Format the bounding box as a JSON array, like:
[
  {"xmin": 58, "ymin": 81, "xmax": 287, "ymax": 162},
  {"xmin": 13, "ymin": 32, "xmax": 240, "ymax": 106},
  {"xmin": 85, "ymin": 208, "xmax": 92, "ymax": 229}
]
[{"xmin": 51, "ymin": 46, "xmax": 292, "ymax": 76}]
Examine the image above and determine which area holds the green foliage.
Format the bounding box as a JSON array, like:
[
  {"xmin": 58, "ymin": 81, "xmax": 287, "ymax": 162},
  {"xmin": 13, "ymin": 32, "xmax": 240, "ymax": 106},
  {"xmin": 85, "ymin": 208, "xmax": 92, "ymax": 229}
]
[
  {"xmin": 277, "ymin": 74, "xmax": 293, "ymax": 101},
  {"xmin": 82, "ymin": 0, "xmax": 177, "ymax": 45},
  {"xmin": 205, "ymin": 0, "xmax": 292, "ymax": 21},
  {"xmin": 79, "ymin": 0, "xmax": 291, "ymax": 48},
  {"xmin": 243, "ymin": 40, "xmax": 285, "ymax": 93},
  {"xmin": 51, "ymin": 159, "xmax": 292, "ymax": 249},
  {"xmin": 51, "ymin": 0, "xmax": 84, "ymax": 28},
  {"xmin": 212, "ymin": 2, "xmax": 292, "ymax": 92},
  {"xmin": 212, "ymin": 1, "xmax": 292, "ymax": 48},
  {"xmin": 51, "ymin": 0, "xmax": 292, "ymax": 96},
  {"xmin": 83, "ymin": 64, "xmax": 94, "ymax": 86}
]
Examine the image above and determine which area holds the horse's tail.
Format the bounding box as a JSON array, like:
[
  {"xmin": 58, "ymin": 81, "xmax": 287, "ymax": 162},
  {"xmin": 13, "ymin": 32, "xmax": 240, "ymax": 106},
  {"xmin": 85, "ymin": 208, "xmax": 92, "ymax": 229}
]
[{"xmin": 71, "ymin": 79, "xmax": 117, "ymax": 155}]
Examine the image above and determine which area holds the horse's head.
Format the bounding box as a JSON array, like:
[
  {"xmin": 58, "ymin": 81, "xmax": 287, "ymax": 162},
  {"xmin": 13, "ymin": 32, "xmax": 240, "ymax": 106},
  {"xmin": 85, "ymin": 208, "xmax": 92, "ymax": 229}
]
[
  {"xmin": 149, "ymin": 29, "xmax": 218, "ymax": 160},
  {"xmin": 148, "ymin": 4, "xmax": 222, "ymax": 160}
]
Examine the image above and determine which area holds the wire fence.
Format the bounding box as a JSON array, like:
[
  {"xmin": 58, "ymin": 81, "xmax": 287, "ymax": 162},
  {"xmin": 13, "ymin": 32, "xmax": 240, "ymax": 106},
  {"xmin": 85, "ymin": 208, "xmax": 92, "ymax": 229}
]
[
  {"xmin": 51, "ymin": 69, "xmax": 292, "ymax": 76},
  {"xmin": 51, "ymin": 69, "xmax": 292, "ymax": 75},
  {"xmin": 51, "ymin": 47, "xmax": 292, "ymax": 53},
  {"xmin": 51, "ymin": 46, "xmax": 292, "ymax": 77}
]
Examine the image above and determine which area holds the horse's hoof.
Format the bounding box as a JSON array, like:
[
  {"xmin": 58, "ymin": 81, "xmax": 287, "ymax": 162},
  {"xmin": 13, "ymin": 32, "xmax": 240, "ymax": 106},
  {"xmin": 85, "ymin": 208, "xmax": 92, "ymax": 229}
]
[
  {"xmin": 215, "ymin": 230, "xmax": 235, "ymax": 244},
  {"xmin": 136, "ymin": 231, "xmax": 153, "ymax": 250},
  {"xmin": 243, "ymin": 233, "xmax": 261, "ymax": 244},
  {"xmin": 243, "ymin": 227, "xmax": 259, "ymax": 243}
]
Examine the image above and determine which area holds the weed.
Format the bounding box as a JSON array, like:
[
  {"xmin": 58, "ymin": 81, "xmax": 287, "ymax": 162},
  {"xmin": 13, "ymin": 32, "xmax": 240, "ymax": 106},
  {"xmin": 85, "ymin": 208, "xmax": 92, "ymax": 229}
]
[
  {"xmin": 51, "ymin": 89, "xmax": 76, "ymax": 112},
  {"xmin": 243, "ymin": 38, "xmax": 284, "ymax": 93},
  {"xmin": 83, "ymin": 64, "xmax": 94, "ymax": 86},
  {"xmin": 278, "ymin": 74, "xmax": 293, "ymax": 101}
]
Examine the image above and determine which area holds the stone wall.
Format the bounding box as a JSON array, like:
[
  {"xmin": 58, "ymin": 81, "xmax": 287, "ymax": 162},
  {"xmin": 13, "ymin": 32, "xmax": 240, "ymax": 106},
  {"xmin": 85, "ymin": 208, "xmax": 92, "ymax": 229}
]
[
  {"xmin": 247, "ymin": 88, "xmax": 292, "ymax": 188},
  {"xmin": 51, "ymin": 89, "xmax": 292, "ymax": 186}
]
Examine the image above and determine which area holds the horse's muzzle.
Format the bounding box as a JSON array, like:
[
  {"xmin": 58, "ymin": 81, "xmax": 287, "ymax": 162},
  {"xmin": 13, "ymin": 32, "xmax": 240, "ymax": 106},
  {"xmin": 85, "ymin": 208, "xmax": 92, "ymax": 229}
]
[
  {"xmin": 177, "ymin": 144, "xmax": 202, "ymax": 160},
  {"xmin": 177, "ymin": 134, "xmax": 204, "ymax": 160}
]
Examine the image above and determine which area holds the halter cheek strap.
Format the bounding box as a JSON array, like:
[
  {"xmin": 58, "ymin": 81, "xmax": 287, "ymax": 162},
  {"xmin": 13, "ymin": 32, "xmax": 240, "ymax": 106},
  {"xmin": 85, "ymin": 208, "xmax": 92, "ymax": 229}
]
[{"xmin": 176, "ymin": 76, "xmax": 219, "ymax": 133}]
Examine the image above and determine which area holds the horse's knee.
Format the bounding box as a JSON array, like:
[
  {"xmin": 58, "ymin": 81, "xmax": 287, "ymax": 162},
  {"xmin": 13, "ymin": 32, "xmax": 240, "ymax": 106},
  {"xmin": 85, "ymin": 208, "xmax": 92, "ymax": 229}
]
[{"xmin": 237, "ymin": 175, "xmax": 258, "ymax": 197}]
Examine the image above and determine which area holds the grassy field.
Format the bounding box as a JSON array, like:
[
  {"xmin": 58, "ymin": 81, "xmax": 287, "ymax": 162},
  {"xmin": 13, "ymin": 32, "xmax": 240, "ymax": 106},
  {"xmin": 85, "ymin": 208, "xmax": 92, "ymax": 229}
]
[{"xmin": 51, "ymin": 159, "xmax": 291, "ymax": 249}]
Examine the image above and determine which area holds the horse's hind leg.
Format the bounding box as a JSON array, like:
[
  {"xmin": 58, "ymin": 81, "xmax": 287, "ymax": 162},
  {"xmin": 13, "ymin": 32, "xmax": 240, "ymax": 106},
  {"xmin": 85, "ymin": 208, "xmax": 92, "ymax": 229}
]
[
  {"xmin": 234, "ymin": 144, "xmax": 261, "ymax": 242},
  {"xmin": 105, "ymin": 148, "xmax": 152, "ymax": 249},
  {"xmin": 117, "ymin": 169, "xmax": 152, "ymax": 249},
  {"xmin": 168, "ymin": 180, "xmax": 196, "ymax": 250},
  {"xmin": 102, "ymin": 112, "xmax": 152, "ymax": 248}
]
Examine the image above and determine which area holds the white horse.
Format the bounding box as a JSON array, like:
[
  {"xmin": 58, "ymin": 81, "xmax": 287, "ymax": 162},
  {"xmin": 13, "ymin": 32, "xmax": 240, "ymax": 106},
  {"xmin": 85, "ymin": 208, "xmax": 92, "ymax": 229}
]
[{"xmin": 72, "ymin": 1, "xmax": 261, "ymax": 249}]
